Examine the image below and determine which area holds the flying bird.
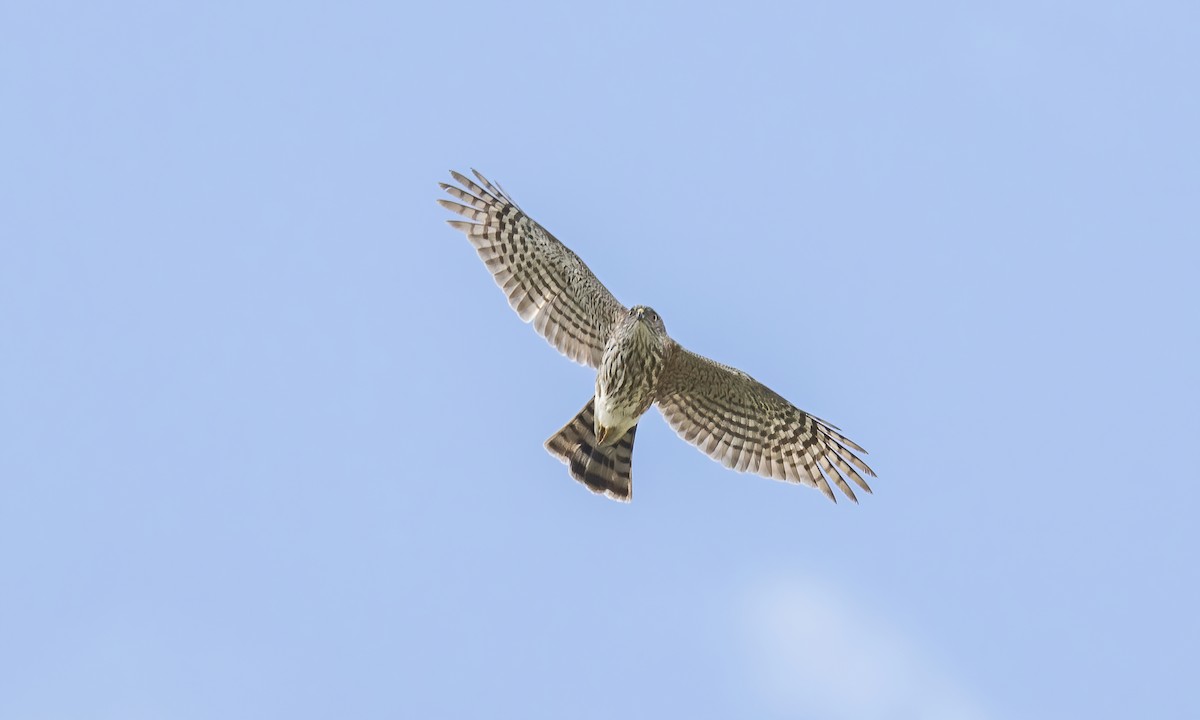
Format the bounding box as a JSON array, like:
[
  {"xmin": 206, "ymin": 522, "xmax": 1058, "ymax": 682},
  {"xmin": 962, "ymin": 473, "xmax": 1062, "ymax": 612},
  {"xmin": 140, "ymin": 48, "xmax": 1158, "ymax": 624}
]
[{"xmin": 439, "ymin": 170, "xmax": 875, "ymax": 503}]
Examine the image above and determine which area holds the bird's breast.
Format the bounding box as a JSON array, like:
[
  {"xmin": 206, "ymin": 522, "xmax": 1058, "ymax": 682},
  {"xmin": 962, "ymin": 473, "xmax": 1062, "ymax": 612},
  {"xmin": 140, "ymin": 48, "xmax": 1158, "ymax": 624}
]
[{"xmin": 594, "ymin": 327, "xmax": 667, "ymax": 437}]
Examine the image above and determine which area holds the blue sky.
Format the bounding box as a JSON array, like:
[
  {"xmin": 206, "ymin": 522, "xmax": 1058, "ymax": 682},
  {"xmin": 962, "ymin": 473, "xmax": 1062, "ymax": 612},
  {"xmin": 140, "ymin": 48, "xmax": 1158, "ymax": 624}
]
[{"xmin": 2, "ymin": 1, "xmax": 1197, "ymax": 718}]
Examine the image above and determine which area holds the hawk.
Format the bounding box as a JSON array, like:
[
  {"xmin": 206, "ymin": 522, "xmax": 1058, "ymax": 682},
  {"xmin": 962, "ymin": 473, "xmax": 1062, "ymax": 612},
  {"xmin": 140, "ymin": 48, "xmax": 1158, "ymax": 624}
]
[{"xmin": 439, "ymin": 170, "xmax": 876, "ymax": 503}]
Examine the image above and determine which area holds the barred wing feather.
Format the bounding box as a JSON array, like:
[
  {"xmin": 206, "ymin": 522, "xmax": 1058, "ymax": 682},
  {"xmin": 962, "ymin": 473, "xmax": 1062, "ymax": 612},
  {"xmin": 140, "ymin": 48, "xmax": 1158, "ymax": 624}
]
[
  {"xmin": 439, "ymin": 170, "xmax": 626, "ymax": 368},
  {"xmin": 656, "ymin": 345, "xmax": 876, "ymax": 502}
]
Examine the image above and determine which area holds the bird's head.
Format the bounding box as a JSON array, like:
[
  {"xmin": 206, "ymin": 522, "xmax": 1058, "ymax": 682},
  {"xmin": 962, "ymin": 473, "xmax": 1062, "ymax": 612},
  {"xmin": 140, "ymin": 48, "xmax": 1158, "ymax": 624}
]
[{"xmin": 627, "ymin": 305, "xmax": 667, "ymax": 335}]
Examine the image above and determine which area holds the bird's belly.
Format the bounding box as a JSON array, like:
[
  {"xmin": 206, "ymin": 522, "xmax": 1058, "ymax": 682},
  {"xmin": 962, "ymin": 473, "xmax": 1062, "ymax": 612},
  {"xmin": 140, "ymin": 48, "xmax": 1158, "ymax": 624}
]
[
  {"xmin": 594, "ymin": 327, "xmax": 665, "ymax": 444},
  {"xmin": 593, "ymin": 390, "xmax": 645, "ymax": 444}
]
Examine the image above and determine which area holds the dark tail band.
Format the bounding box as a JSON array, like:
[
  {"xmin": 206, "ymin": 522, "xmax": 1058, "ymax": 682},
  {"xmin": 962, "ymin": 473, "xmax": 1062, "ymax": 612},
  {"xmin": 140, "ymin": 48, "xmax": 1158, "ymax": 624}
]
[{"xmin": 545, "ymin": 398, "xmax": 637, "ymax": 502}]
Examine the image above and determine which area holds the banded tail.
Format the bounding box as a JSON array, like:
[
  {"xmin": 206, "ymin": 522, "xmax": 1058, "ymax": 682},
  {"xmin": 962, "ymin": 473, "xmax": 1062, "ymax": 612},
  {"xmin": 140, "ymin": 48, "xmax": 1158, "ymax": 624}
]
[{"xmin": 545, "ymin": 398, "xmax": 638, "ymax": 502}]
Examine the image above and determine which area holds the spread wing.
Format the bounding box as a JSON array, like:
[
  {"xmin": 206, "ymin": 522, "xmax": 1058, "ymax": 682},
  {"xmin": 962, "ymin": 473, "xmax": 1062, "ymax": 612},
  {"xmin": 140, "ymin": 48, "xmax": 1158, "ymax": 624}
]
[
  {"xmin": 439, "ymin": 170, "xmax": 626, "ymax": 368},
  {"xmin": 656, "ymin": 345, "xmax": 876, "ymax": 502}
]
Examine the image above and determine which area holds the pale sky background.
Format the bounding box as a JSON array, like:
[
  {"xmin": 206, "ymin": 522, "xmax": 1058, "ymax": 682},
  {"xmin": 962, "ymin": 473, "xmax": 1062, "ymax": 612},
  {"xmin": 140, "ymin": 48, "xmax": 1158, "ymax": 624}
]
[{"xmin": 2, "ymin": 1, "xmax": 1198, "ymax": 718}]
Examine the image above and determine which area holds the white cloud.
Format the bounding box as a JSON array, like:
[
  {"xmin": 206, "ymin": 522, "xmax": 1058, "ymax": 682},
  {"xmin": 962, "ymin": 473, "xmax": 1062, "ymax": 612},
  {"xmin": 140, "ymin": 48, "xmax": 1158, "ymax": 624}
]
[{"xmin": 743, "ymin": 577, "xmax": 990, "ymax": 720}]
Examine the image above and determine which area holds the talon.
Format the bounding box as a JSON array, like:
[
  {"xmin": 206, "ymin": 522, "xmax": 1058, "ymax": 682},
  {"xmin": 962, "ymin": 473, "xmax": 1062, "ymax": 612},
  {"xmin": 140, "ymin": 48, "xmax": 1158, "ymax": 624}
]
[{"xmin": 596, "ymin": 426, "xmax": 610, "ymax": 446}]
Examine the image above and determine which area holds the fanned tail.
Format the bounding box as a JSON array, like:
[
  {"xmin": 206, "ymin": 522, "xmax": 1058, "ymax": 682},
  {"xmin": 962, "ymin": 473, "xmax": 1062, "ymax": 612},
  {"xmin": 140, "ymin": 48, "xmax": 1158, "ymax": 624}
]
[{"xmin": 545, "ymin": 398, "xmax": 637, "ymax": 502}]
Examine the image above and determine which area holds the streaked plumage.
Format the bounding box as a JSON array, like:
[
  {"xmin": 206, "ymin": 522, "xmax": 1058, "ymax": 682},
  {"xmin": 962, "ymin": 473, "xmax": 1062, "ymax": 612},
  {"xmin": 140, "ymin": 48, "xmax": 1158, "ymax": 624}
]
[{"xmin": 439, "ymin": 169, "xmax": 876, "ymax": 503}]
